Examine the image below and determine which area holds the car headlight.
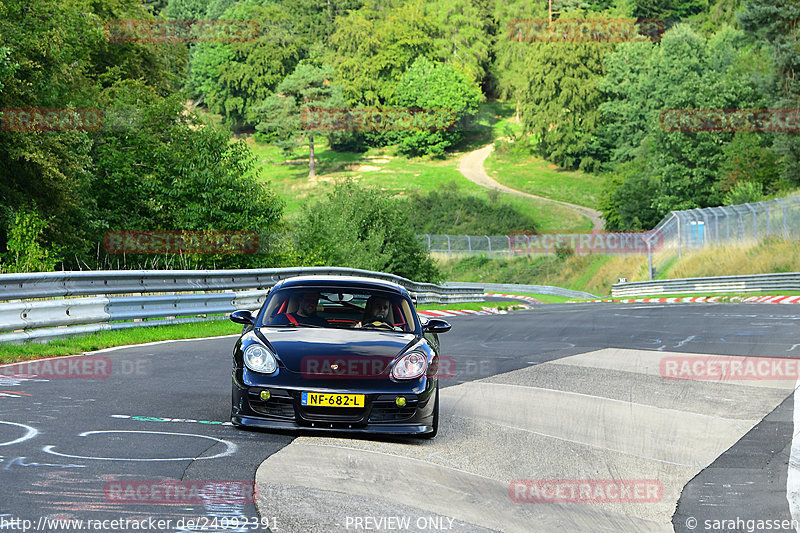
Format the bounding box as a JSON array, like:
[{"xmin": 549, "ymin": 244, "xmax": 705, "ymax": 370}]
[
  {"xmin": 392, "ymin": 351, "xmax": 428, "ymax": 380},
  {"xmin": 243, "ymin": 343, "xmax": 278, "ymax": 374}
]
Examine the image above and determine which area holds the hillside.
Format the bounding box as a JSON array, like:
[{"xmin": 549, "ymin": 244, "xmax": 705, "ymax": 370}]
[
  {"xmin": 438, "ymin": 239, "xmax": 800, "ymax": 297},
  {"xmin": 249, "ymin": 101, "xmax": 596, "ymax": 234}
]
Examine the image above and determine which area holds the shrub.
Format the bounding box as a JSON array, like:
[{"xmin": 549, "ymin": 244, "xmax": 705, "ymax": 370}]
[
  {"xmin": 294, "ymin": 182, "xmax": 440, "ymax": 282},
  {"xmin": 723, "ymin": 181, "xmax": 764, "ymax": 205},
  {"xmin": 1, "ymin": 208, "xmax": 62, "ymax": 273},
  {"xmin": 391, "ymin": 57, "xmax": 484, "ymax": 157}
]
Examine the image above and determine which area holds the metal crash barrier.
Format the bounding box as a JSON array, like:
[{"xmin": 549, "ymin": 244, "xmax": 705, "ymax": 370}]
[{"xmin": 0, "ymin": 267, "xmax": 484, "ymax": 344}]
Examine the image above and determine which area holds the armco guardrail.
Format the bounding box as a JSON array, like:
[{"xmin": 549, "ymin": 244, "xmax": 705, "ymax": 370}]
[
  {"xmin": 444, "ymin": 282, "xmax": 598, "ymax": 300},
  {"xmin": 612, "ymin": 272, "xmax": 800, "ymax": 298},
  {"xmin": 0, "ymin": 267, "xmax": 484, "ymax": 344}
]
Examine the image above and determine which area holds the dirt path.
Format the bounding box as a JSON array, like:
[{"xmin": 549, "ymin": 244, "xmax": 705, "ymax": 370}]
[{"xmin": 457, "ymin": 144, "xmax": 605, "ymax": 231}]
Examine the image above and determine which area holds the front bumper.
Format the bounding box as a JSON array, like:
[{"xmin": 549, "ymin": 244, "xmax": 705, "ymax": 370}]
[
  {"xmin": 231, "ymin": 415, "xmax": 434, "ymax": 435},
  {"xmin": 231, "ymin": 371, "xmax": 436, "ymax": 435}
]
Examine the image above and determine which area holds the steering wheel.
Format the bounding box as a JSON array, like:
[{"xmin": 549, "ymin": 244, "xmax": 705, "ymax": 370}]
[{"xmin": 362, "ymin": 320, "xmax": 395, "ymax": 330}]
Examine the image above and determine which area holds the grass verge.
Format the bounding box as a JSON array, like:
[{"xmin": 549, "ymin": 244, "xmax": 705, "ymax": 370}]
[
  {"xmin": 486, "ymin": 292, "xmax": 575, "ymax": 304},
  {"xmin": 484, "ymin": 150, "xmax": 605, "ymax": 209},
  {"xmin": 417, "ymin": 301, "xmax": 525, "ymax": 312},
  {"xmin": 609, "ymin": 291, "xmax": 800, "ymax": 300},
  {"xmin": 437, "ymin": 254, "xmax": 648, "ymax": 297},
  {"xmin": 0, "ymin": 320, "xmax": 241, "ymax": 363}
]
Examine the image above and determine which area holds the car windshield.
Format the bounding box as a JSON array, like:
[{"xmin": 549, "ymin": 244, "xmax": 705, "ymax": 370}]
[{"xmin": 259, "ymin": 287, "xmax": 418, "ymax": 333}]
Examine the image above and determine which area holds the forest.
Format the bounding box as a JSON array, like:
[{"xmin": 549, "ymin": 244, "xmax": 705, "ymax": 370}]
[{"xmin": 0, "ymin": 0, "xmax": 797, "ymax": 280}]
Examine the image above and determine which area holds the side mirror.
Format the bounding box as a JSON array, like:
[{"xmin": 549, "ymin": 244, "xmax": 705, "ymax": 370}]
[
  {"xmin": 230, "ymin": 310, "xmax": 255, "ymax": 325},
  {"xmin": 423, "ymin": 318, "xmax": 451, "ymax": 334}
]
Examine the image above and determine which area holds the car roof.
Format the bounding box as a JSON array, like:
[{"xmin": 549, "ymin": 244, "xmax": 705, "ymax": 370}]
[{"xmin": 273, "ymin": 275, "xmax": 410, "ymax": 296}]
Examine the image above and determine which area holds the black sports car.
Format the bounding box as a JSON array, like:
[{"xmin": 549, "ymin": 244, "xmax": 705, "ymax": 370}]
[{"xmin": 229, "ymin": 275, "xmax": 451, "ymax": 438}]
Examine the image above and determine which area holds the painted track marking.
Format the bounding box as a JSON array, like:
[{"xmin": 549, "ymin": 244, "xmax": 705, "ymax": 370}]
[{"xmin": 42, "ymin": 430, "xmax": 237, "ymax": 461}]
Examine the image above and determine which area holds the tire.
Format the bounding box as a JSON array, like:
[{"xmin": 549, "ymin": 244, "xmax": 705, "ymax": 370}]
[{"xmin": 420, "ymin": 383, "xmax": 439, "ymax": 439}]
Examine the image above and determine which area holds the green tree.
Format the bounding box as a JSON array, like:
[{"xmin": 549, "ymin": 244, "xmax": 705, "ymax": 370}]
[
  {"xmin": 327, "ymin": 0, "xmax": 438, "ymax": 105},
  {"xmin": 646, "ymin": 25, "xmax": 766, "ymax": 213},
  {"xmin": 426, "ymin": 0, "xmax": 493, "ymax": 86},
  {"xmin": 595, "ymin": 41, "xmax": 658, "ymax": 166},
  {"xmin": 519, "ymin": 15, "xmax": 615, "ymax": 170},
  {"xmin": 188, "ymin": 0, "xmax": 303, "ymax": 127},
  {"xmin": 597, "ymin": 24, "xmax": 771, "ymax": 227},
  {"xmin": 692, "ymin": 0, "xmax": 742, "ymax": 33},
  {"xmin": 490, "ymin": 0, "xmax": 547, "ymax": 113},
  {"xmin": 164, "ymin": 0, "xmax": 211, "ymax": 19},
  {"xmin": 716, "ymin": 132, "xmax": 781, "ymax": 195},
  {"xmin": 294, "ymin": 182, "xmax": 440, "ymax": 282},
  {"xmin": 599, "ymin": 147, "xmax": 662, "ymax": 230},
  {"xmin": 252, "ymin": 63, "xmax": 346, "ymax": 177},
  {"xmin": 739, "ymin": 0, "xmax": 800, "ymax": 186},
  {"xmin": 89, "ymin": 80, "xmax": 285, "ymax": 269},
  {"xmin": 280, "ymin": 0, "xmax": 364, "ymax": 46},
  {"xmin": 391, "ymin": 57, "xmax": 484, "ymax": 156},
  {"xmin": 0, "ymin": 0, "xmax": 285, "ymax": 269},
  {"xmin": 633, "ymin": 0, "xmax": 708, "ymax": 20},
  {"xmin": 0, "ymin": 0, "xmax": 183, "ymax": 262}
]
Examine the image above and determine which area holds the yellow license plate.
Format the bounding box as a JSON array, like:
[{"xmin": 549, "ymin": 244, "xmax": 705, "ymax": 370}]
[{"xmin": 301, "ymin": 392, "xmax": 364, "ymax": 408}]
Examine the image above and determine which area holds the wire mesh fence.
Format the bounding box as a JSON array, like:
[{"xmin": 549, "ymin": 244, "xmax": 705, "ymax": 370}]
[
  {"xmin": 419, "ymin": 196, "xmax": 800, "ymax": 277},
  {"xmin": 418, "ymin": 234, "xmax": 521, "ymax": 258},
  {"xmin": 417, "ymin": 232, "xmax": 655, "ymax": 258},
  {"xmin": 645, "ymin": 196, "xmax": 800, "ymax": 278},
  {"xmin": 650, "ymin": 197, "xmax": 800, "ymax": 252}
]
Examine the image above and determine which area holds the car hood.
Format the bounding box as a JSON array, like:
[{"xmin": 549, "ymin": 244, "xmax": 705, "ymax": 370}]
[{"xmin": 257, "ymin": 327, "xmax": 419, "ymax": 376}]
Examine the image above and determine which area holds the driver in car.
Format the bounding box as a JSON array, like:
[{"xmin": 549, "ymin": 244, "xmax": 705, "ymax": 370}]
[
  {"xmin": 354, "ymin": 296, "xmax": 395, "ymax": 329},
  {"xmin": 274, "ymin": 292, "xmax": 329, "ymax": 327}
]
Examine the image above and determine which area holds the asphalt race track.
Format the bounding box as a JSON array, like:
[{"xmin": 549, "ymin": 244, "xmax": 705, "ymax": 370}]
[{"xmin": 2, "ymin": 303, "xmax": 800, "ymax": 532}]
